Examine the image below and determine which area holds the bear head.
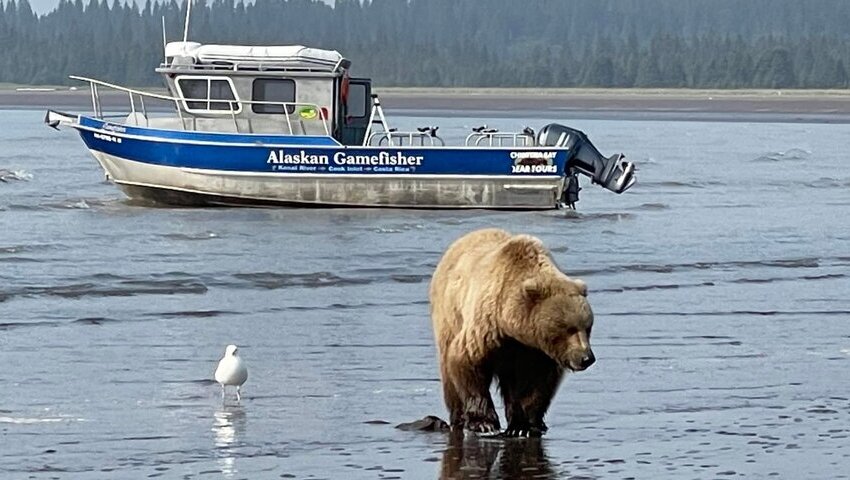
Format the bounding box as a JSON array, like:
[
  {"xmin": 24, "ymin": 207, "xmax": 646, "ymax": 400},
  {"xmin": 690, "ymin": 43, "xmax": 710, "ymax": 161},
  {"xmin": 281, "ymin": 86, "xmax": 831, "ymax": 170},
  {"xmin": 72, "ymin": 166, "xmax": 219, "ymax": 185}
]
[
  {"xmin": 498, "ymin": 235, "xmax": 595, "ymax": 372},
  {"xmin": 521, "ymin": 274, "xmax": 595, "ymax": 372}
]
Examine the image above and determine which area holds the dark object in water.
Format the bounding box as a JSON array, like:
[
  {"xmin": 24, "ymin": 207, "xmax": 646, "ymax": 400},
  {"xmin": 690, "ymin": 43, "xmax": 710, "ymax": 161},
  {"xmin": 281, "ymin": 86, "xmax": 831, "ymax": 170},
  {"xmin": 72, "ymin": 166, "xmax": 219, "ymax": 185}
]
[{"xmin": 396, "ymin": 415, "xmax": 450, "ymax": 432}]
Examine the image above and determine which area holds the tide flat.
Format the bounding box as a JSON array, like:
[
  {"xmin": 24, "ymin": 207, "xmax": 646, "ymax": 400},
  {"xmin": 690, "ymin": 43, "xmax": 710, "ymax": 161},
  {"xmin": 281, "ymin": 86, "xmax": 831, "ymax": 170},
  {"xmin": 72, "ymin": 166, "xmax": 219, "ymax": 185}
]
[{"xmin": 1, "ymin": 110, "xmax": 848, "ymax": 479}]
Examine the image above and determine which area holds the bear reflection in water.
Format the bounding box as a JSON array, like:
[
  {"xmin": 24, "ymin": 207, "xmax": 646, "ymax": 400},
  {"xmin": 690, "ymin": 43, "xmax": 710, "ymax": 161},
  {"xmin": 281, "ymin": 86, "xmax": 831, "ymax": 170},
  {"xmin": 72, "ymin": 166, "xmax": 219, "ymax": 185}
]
[
  {"xmin": 439, "ymin": 430, "xmax": 556, "ymax": 480},
  {"xmin": 431, "ymin": 228, "xmax": 595, "ymax": 436}
]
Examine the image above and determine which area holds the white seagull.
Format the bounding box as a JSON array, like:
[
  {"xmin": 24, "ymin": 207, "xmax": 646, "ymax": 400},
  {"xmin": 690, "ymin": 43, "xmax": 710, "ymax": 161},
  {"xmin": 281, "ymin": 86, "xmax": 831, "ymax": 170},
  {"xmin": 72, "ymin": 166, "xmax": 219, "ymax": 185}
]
[{"xmin": 214, "ymin": 345, "xmax": 248, "ymax": 401}]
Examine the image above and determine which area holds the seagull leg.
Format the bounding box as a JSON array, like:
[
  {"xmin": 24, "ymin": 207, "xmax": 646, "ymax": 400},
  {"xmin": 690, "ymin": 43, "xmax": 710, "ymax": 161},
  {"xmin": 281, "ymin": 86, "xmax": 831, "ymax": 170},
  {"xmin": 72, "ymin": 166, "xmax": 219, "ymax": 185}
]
[
  {"xmin": 220, "ymin": 384, "xmax": 226, "ymax": 401},
  {"xmin": 236, "ymin": 386, "xmax": 242, "ymax": 402}
]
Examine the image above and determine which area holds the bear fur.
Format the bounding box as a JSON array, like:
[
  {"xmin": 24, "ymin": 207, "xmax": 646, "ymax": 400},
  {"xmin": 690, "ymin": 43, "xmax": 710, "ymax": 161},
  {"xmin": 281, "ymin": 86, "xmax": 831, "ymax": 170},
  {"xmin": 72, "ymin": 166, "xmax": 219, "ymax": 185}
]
[{"xmin": 429, "ymin": 228, "xmax": 595, "ymax": 436}]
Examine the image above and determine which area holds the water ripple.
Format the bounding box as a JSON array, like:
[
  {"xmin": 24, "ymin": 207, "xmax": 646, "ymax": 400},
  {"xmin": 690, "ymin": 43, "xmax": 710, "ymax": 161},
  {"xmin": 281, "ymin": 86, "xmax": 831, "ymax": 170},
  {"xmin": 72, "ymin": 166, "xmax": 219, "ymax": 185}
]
[
  {"xmin": 752, "ymin": 148, "xmax": 811, "ymax": 162},
  {"xmin": 232, "ymin": 271, "xmax": 371, "ymax": 289},
  {"xmin": 0, "ymin": 169, "xmax": 32, "ymax": 182},
  {"xmin": 607, "ymin": 309, "xmax": 850, "ymax": 317},
  {"xmin": 572, "ymin": 256, "xmax": 837, "ymax": 278},
  {"xmin": 1, "ymin": 277, "xmax": 208, "ymax": 301}
]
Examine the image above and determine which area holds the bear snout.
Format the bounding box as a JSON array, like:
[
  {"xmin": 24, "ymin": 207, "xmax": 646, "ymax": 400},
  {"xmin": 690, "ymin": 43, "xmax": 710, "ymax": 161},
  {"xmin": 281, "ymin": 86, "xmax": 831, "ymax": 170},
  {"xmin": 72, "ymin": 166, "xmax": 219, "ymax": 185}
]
[
  {"xmin": 566, "ymin": 349, "xmax": 595, "ymax": 371},
  {"xmin": 579, "ymin": 350, "xmax": 596, "ymax": 370}
]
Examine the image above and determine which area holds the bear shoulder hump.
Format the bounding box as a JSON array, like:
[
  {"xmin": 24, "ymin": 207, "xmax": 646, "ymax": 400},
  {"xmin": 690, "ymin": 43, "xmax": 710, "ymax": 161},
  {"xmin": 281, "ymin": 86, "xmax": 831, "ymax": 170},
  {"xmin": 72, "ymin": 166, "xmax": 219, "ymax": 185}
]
[{"xmin": 498, "ymin": 234, "xmax": 547, "ymax": 264}]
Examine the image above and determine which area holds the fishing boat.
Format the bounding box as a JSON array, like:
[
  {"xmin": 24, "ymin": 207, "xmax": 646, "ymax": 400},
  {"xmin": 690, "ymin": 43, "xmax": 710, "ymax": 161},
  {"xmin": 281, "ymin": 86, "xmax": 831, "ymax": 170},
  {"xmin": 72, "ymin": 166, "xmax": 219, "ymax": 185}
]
[{"xmin": 45, "ymin": 38, "xmax": 635, "ymax": 209}]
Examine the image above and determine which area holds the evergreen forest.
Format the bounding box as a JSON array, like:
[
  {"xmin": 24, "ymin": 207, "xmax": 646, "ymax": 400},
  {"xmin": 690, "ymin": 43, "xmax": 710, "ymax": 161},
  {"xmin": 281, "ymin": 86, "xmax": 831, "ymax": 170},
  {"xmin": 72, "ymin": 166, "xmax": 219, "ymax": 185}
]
[{"xmin": 1, "ymin": 0, "xmax": 849, "ymax": 88}]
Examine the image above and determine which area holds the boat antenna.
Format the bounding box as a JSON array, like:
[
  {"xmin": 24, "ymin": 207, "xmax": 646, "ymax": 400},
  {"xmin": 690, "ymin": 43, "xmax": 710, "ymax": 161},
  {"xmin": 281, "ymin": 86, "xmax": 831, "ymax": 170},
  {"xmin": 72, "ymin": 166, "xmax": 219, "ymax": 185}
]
[
  {"xmin": 162, "ymin": 16, "xmax": 168, "ymax": 63},
  {"xmin": 182, "ymin": 0, "xmax": 193, "ymax": 43}
]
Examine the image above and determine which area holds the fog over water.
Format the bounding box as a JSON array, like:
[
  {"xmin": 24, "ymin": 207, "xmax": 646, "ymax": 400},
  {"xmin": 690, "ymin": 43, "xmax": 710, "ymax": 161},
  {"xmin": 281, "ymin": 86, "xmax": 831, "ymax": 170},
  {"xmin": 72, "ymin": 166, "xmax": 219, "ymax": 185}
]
[{"xmin": 1, "ymin": 109, "xmax": 849, "ymax": 478}]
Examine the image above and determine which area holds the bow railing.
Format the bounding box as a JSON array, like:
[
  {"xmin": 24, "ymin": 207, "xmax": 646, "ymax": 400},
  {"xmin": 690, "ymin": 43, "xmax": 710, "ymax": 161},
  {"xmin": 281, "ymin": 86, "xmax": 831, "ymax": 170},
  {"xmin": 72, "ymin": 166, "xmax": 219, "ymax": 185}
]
[{"xmin": 69, "ymin": 75, "xmax": 330, "ymax": 137}]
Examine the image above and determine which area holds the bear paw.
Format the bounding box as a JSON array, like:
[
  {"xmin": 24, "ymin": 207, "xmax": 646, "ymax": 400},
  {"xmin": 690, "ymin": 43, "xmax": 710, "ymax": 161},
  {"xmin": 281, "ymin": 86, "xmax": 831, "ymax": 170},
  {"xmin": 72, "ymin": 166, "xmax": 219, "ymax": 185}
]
[
  {"xmin": 464, "ymin": 417, "xmax": 501, "ymax": 435},
  {"xmin": 503, "ymin": 420, "xmax": 547, "ymax": 438},
  {"xmin": 502, "ymin": 426, "xmax": 545, "ymax": 438}
]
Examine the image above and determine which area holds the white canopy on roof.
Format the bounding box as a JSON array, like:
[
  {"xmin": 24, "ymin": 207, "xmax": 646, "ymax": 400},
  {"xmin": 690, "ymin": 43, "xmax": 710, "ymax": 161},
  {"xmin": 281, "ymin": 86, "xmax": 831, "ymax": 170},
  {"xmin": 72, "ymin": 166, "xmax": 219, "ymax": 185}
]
[{"xmin": 164, "ymin": 42, "xmax": 345, "ymax": 69}]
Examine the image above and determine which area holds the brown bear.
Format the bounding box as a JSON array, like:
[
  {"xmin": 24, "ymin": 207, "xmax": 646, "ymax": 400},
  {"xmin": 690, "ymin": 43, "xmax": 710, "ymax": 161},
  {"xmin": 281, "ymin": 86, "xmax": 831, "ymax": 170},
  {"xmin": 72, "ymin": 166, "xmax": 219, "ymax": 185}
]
[{"xmin": 429, "ymin": 228, "xmax": 595, "ymax": 437}]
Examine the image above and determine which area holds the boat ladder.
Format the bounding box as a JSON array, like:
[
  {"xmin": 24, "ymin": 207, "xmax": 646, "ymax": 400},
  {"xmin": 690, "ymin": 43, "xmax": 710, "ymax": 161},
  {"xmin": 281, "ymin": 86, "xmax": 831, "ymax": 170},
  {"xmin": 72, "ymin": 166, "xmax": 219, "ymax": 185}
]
[{"xmin": 362, "ymin": 95, "xmax": 445, "ymax": 147}]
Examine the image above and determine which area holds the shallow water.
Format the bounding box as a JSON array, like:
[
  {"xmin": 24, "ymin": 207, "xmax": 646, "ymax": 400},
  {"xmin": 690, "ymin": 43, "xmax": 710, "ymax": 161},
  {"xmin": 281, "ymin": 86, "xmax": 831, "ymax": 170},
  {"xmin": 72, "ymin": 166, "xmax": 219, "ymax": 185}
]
[{"xmin": 1, "ymin": 109, "xmax": 849, "ymax": 479}]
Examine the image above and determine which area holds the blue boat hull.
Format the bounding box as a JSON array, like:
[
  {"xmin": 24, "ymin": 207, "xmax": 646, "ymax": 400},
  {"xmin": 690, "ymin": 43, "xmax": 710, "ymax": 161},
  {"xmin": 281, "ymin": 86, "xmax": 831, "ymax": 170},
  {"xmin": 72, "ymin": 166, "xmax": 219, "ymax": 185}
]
[{"xmin": 72, "ymin": 117, "xmax": 572, "ymax": 209}]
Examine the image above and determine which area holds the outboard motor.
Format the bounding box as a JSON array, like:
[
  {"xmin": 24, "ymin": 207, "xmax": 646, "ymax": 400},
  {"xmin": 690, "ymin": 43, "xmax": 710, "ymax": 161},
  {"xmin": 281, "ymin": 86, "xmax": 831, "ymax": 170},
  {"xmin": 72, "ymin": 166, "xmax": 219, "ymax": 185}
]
[{"xmin": 537, "ymin": 123, "xmax": 636, "ymax": 194}]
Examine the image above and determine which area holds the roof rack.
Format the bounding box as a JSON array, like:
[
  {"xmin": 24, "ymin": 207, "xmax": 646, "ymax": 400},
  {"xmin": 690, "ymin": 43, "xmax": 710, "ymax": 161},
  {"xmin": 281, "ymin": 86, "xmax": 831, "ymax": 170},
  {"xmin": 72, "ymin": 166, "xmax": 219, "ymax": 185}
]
[{"xmin": 161, "ymin": 42, "xmax": 349, "ymax": 74}]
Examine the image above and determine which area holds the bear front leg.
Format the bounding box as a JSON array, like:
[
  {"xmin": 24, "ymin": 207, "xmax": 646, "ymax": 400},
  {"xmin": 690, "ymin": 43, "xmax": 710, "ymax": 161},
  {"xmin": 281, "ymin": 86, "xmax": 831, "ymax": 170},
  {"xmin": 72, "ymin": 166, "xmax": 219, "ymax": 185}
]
[
  {"xmin": 496, "ymin": 343, "xmax": 563, "ymax": 437},
  {"xmin": 505, "ymin": 377, "xmax": 558, "ymax": 437},
  {"xmin": 445, "ymin": 338, "xmax": 500, "ymax": 434}
]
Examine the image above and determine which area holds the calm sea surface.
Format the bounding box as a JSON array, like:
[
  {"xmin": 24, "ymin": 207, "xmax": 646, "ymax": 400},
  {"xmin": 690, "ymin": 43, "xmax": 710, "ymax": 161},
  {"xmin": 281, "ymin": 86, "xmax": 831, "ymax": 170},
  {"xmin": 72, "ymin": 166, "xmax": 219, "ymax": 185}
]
[{"xmin": 1, "ymin": 109, "xmax": 849, "ymax": 479}]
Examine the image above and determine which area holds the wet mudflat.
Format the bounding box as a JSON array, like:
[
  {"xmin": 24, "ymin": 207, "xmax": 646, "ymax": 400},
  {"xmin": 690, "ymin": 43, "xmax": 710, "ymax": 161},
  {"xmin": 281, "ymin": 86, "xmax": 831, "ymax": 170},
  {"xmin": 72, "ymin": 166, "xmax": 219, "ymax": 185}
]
[{"xmin": 1, "ymin": 110, "xmax": 849, "ymax": 479}]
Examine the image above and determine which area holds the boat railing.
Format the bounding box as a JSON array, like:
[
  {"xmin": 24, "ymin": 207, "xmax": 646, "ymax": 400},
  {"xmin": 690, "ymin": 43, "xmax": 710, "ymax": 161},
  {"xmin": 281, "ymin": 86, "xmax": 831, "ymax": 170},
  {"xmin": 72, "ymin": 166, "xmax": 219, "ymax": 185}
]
[
  {"xmin": 465, "ymin": 128, "xmax": 536, "ymax": 147},
  {"xmin": 70, "ymin": 75, "xmax": 330, "ymax": 137},
  {"xmin": 366, "ymin": 130, "xmax": 445, "ymax": 147}
]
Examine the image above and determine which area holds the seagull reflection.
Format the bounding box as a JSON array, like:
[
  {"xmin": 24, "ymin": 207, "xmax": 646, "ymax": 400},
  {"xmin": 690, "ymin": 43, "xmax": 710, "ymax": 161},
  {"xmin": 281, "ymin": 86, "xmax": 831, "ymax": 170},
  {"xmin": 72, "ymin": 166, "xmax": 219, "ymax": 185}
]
[
  {"xmin": 213, "ymin": 405, "xmax": 247, "ymax": 478},
  {"xmin": 440, "ymin": 430, "xmax": 556, "ymax": 480}
]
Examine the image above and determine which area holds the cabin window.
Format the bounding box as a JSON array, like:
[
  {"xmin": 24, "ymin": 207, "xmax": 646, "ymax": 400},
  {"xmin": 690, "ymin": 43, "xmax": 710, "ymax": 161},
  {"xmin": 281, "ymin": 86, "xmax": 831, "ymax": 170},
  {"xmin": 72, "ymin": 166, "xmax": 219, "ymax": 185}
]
[
  {"xmin": 346, "ymin": 83, "xmax": 368, "ymax": 118},
  {"xmin": 252, "ymin": 79, "xmax": 296, "ymax": 114},
  {"xmin": 175, "ymin": 76, "xmax": 240, "ymax": 114}
]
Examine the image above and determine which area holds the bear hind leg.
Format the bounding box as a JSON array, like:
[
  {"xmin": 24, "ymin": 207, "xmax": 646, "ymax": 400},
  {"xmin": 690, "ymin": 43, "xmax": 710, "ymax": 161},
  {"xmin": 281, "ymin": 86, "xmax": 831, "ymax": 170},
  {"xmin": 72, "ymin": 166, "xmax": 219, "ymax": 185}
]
[
  {"xmin": 440, "ymin": 363, "xmax": 464, "ymax": 427},
  {"xmin": 445, "ymin": 338, "xmax": 500, "ymax": 434}
]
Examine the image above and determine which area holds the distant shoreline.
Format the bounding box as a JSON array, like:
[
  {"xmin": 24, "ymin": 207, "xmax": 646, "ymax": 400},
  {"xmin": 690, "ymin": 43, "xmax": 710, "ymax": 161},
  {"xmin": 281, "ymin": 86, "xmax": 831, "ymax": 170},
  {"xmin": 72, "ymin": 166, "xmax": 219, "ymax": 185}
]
[
  {"xmin": 378, "ymin": 88, "xmax": 850, "ymax": 123},
  {"xmin": 4, "ymin": 87, "xmax": 850, "ymax": 123}
]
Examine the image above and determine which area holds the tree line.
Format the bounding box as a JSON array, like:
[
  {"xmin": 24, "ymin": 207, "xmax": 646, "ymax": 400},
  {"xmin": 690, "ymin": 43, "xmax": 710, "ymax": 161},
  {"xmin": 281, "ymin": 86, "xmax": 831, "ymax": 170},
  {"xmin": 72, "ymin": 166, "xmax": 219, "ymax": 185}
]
[{"xmin": 1, "ymin": 0, "xmax": 849, "ymax": 88}]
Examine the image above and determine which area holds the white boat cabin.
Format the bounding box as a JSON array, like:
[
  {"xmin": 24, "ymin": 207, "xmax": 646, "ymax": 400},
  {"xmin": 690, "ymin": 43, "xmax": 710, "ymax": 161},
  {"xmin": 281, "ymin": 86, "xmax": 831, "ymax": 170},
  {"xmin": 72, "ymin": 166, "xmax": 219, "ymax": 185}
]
[{"xmin": 157, "ymin": 41, "xmax": 372, "ymax": 144}]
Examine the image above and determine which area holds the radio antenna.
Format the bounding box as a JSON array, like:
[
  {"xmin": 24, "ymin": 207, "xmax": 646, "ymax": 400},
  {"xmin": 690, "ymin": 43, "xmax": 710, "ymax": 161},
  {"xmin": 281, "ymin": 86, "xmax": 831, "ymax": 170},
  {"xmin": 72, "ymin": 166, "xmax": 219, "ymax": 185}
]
[
  {"xmin": 162, "ymin": 16, "xmax": 168, "ymax": 63},
  {"xmin": 182, "ymin": 0, "xmax": 193, "ymax": 43}
]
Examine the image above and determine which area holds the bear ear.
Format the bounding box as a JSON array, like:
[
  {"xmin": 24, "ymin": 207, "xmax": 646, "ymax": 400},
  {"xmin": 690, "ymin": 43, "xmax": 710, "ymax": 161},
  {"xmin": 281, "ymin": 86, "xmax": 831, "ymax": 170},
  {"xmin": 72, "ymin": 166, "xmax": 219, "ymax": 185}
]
[
  {"xmin": 573, "ymin": 278, "xmax": 588, "ymax": 297},
  {"xmin": 522, "ymin": 278, "xmax": 546, "ymax": 300}
]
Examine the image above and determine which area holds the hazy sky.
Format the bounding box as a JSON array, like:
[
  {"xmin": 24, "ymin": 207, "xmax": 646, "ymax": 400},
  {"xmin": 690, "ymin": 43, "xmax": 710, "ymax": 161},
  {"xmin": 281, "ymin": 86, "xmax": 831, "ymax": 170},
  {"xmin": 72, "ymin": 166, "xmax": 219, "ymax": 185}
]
[
  {"xmin": 22, "ymin": 0, "xmax": 332, "ymax": 15},
  {"xmin": 26, "ymin": 0, "xmax": 136, "ymax": 14}
]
